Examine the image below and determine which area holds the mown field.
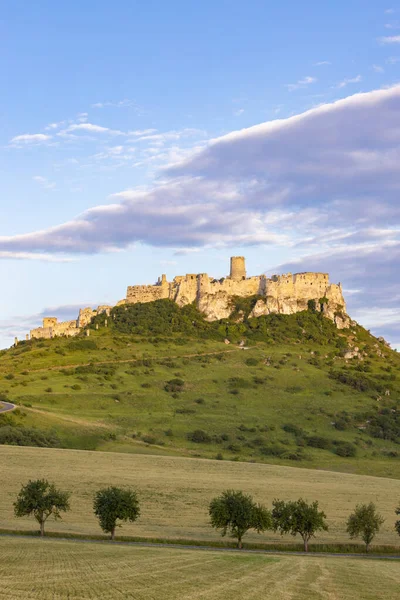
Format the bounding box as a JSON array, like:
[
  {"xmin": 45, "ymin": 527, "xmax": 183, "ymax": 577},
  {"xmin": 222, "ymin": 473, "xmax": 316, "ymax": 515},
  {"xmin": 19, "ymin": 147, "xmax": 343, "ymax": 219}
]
[
  {"xmin": 1, "ymin": 446, "xmax": 399, "ymax": 546},
  {"xmin": 0, "ymin": 537, "xmax": 399, "ymax": 600},
  {"xmin": 1, "ymin": 303, "xmax": 399, "ymax": 478}
]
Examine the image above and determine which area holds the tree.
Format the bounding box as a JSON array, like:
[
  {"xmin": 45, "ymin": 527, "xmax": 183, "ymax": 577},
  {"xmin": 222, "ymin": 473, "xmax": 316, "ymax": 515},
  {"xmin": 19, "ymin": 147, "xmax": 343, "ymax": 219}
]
[
  {"xmin": 395, "ymin": 504, "xmax": 400, "ymax": 537},
  {"xmin": 272, "ymin": 498, "xmax": 328, "ymax": 552},
  {"xmin": 346, "ymin": 503, "xmax": 384, "ymax": 552},
  {"xmin": 209, "ymin": 490, "xmax": 271, "ymax": 549},
  {"xmin": 14, "ymin": 479, "xmax": 70, "ymax": 536},
  {"xmin": 93, "ymin": 487, "xmax": 140, "ymax": 540}
]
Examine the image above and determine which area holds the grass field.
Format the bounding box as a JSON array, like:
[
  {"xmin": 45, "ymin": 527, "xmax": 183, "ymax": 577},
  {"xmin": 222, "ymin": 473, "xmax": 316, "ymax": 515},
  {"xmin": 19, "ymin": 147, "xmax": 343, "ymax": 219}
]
[
  {"xmin": 1, "ymin": 317, "xmax": 400, "ymax": 478},
  {"xmin": 1, "ymin": 446, "xmax": 399, "ymax": 547},
  {"xmin": 0, "ymin": 537, "xmax": 399, "ymax": 600}
]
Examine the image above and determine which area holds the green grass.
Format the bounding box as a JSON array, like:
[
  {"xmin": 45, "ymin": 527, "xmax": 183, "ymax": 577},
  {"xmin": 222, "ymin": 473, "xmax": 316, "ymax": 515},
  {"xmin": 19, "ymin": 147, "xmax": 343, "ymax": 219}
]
[
  {"xmin": 1, "ymin": 305, "xmax": 399, "ymax": 477},
  {"xmin": 1, "ymin": 446, "xmax": 399, "ymax": 548},
  {"xmin": 0, "ymin": 537, "xmax": 399, "ymax": 599}
]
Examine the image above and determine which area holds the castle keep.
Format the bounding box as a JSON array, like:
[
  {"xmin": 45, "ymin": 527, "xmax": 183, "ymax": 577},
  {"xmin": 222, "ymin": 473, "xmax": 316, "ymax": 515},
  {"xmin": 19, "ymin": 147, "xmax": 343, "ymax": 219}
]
[{"xmin": 27, "ymin": 257, "xmax": 349, "ymax": 341}]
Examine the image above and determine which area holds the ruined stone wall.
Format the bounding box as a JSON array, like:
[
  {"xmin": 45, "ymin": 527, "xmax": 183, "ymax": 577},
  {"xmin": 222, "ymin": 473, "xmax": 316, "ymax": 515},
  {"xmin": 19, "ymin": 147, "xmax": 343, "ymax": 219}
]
[{"xmin": 126, "ymin": 283, "xmax": 169, "ymax": 304}]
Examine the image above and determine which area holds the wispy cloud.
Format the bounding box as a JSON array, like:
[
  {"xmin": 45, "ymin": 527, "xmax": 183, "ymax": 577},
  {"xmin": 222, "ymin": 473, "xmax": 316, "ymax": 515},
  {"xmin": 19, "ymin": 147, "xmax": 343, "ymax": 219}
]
[
  {"xmin": 9, "ymin": 133, "xmax": 52, "ymax": 146},
  {"xmin": 379, "ymin": 35, "xmax": 400, "ymax": 43},
  {"xmin": 91, "ymin": 99, "xmax": 144, "ymax": 114},
  {"xmin": 33, "ymin": 176, "xmax": 56, "ymax": 190},
  {"xmin": 372, "ymin": 64, "xmax": 384, "ymax": 73},
  {"xmin": 387, "ymin": 55, "xmax": 400, "ymax": 63},
  {"xmin": 314, "ymin": 61, "xmax": 331, "ymax": 66},
  {"xmin": 336, "ymin": 74, "xmax": 362, "ymax": 88},
  {"xmin": 385, "ymin": 8, "xmax": 396, "ymax": 14},
  {"xmin": 66, "ymin": 123, "xmax": 122, "ymax": 134},
  {"xmin": 233, "ymin": 108, "xmax": 245, "ymax": 116},
  {"xmin": 285, "ymin": 76, "xmax": 317, "ymax": 92}
]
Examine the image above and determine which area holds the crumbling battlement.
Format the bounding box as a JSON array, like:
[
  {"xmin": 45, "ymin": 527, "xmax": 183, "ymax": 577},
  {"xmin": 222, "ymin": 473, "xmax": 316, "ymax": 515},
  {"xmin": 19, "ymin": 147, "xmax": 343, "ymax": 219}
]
[{"xmin": 25, "ymin": 256, "xmax": 349, "ymax": 342}]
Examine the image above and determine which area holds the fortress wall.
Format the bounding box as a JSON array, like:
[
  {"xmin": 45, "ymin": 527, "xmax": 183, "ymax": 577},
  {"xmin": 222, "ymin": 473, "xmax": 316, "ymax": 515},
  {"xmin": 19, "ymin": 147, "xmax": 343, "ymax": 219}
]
[
  {"xmin": 126, "ymin": 284, "xmax": 168, "ymax": 304},
  {"xmin": 292, "ymin": 272, "xmax": 330, "ymax": 298},
  {"xmin": 30, "ymin": 326, "xmax": 53, "ymax": 340},
  {"xmin": 208, "ymin": 275, "xmax": 263, "ymax": 297},
  {"xmin": 53, "ymin": 320, "xmax": 79, "ymax": 335},
  {"xmin": 43, "ymin": 317, "xmax": 58, "ymax": 328},
  {"xmin": 265, "ymin": 274, "xmax": 296, "ymax": 299}
]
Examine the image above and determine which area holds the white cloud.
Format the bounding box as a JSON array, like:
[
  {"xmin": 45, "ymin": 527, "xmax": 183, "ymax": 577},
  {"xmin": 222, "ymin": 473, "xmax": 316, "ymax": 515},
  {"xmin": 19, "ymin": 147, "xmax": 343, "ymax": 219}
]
[
  {"xmin": 314, "ymin": 61, "xmax": 331, "ymax": 66},
  {"xmin": 33, "ymin": 176, "xmax": 56, "ymax": 190},
  {"xmin": 379, "ymin": 35, "xmax": 400, "ymax": 43},
  {"xmin": 372, "ymin": 64, "xmax": 384, "ymax": 73},
  {"xmin": 1, "ymin": 85, "xmax": 400, "ymax": 263},
  {"xmin": 9, "ymin": 133, "xmax": 52, "ymax": 146},
  {"xmin": 67, "ymin": 123, "xmax": 114, "ymax": 134},
  {"xmin": 91, "ymin": 99, "xmax": 142, "ymax": 111},
  {"xmin": 285, "ymin": 76, "xmax": 317, "ymax": 92},
  {"xmin": 336, "ymin": 75, "xmax": 362, "ymax": 88},
  {"xmin": 386, "ymin": 55, "xmax": 400, "ymax": 63},
  {"xmin": 45, "ymin": 121, "xmax": 65, "ymax": 131},
  {"xmin": 385, "ymin": 8, "xmax": 395, "ymax": 14},
  {"xmin": 233, "ymin": 108, "xmax": 245, "ymax": 116}
]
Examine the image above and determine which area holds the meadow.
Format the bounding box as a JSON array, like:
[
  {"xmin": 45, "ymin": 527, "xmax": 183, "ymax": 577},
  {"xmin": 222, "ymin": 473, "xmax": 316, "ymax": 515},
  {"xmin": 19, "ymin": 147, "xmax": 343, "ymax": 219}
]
[
  {"xmin": 0, "ymin": 536, "xmax": 399, "ymax": 600},
  {"xmin": 1, "ymin": 445, "xmax": 399, "ymax": 547},
  {"xmin": 0, "ymin": 303, "xmax": 399, "ymax": 478}
]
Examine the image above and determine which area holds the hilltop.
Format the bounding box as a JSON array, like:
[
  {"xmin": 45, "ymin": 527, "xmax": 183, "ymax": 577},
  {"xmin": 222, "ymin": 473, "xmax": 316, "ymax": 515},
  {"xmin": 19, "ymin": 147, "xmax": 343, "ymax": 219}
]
[
  {"xmin": 1, "ymin": 298, "xmax": 399, "ymax": 478},
  {"xmin": 27, "ymin": 256, "xmax": 349, "ymax": 341}
]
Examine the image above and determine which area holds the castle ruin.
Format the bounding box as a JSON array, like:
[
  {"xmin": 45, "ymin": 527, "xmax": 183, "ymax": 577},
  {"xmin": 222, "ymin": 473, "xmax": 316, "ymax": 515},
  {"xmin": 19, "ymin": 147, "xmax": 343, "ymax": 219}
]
[{"xmin": 27, "ymin": 256, "xmax": 349, "ymax": 341}]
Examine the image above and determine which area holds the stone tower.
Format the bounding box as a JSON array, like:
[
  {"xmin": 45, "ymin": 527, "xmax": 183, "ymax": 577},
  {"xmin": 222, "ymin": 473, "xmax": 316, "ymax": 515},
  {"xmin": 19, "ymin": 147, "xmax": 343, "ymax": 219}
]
[{"xmin": 230, "ymin": 256, "xmax": 246, "ymax": 280}]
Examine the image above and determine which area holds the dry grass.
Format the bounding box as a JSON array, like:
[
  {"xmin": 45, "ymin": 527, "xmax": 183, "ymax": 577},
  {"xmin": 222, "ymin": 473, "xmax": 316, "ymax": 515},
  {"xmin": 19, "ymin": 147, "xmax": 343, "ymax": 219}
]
[
  {"xmin": 0, "ymin": 537, "xmax": 399, "ymax": 599},
  {"xmin": 1, "ymin": 445, "xmax": 399, "ymax": 546}
]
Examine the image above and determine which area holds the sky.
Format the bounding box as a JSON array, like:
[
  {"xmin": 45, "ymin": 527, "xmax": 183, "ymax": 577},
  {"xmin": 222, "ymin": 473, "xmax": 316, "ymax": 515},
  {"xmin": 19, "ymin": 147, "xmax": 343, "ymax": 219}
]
[{"xmin": 0, "ymin": 0, "xmax": 399, "ymax": 349}]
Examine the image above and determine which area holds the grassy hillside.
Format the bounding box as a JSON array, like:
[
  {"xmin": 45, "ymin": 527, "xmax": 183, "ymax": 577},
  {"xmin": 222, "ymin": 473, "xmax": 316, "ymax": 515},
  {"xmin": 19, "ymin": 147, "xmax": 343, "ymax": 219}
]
[
  {"xmin": 1, "ymin": 446, "xmax": 399, "ymax": 546},
  {"xmin": 1, "ymin": 537, "xmax": 399, "ymax": 600},
  {"xmin": 0, "ymin": 300, "xmax": 399, "ymax": 477}
]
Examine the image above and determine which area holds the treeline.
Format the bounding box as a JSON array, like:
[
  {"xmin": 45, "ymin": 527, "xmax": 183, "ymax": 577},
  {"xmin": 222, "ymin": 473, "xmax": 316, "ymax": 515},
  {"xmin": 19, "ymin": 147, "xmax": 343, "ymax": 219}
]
[{"xmin": 10, "ymin": 479, "xmax": 400, "ymax": 553}]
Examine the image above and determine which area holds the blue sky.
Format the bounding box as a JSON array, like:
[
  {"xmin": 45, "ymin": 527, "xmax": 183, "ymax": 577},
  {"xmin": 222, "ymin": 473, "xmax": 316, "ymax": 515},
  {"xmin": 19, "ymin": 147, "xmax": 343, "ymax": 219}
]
[{"xmin": 1, "ymin": 1, "xmax": 399, "ymax": 348}]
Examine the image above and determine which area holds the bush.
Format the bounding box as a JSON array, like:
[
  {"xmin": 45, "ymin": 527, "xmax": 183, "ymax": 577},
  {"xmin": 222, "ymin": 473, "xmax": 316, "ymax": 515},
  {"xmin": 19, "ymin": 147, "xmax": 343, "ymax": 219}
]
[
  {"xmin": 245, "ymin": 358, "xmax": 259, "ymax": 367},
  {"xmin": 187, "ymin": 429, "xmax": 211, "ymax": 443},
  {"xmin": 306, "ymin": 436, "xmax": 332, "ymax": 450},
  {"xmin": 0, "ymin": 425, "xmax": 61, "ymax": 448},
  {"xmin": 335, "ymin": 442, "xmax": 357, "ymax": 457},
  {"xmin": 165, "ymin": 378, "xmax": 185, "ymax": 393},
  {"xmin": 282, "ymin": 423, "xmax": 304, "ymax": 437}
]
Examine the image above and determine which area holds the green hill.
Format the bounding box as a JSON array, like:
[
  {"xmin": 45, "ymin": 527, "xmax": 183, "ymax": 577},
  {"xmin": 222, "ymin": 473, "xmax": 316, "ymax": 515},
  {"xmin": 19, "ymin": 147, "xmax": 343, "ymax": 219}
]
[{"xmin": 0, "ymin": 299, "xmax": 399, "ymax": 478}]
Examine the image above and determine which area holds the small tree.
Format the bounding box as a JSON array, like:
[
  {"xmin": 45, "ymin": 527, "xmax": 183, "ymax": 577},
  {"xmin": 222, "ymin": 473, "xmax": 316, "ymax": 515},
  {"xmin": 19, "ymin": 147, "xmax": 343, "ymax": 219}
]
[
  {"xmin": 14, "ymin": 479, "xmax": 70, "ymax": 536},
  {"xmin": 272, "ymin": 498, "xmax": 328, "ymax": 552},
  {"xmin": 346, "ymin": 503, "xmax": 384, "ymax": 552},
  {"xmin": 395, "ymin": 505, "xmax": 400, "ymax": 537},
  {"xmin": 93, "ymin": 486, "xmax": 140, "ymax": 540},
  {"xmin": 209, "ymin": 490, "xmax": 271, "ymax": 548}
]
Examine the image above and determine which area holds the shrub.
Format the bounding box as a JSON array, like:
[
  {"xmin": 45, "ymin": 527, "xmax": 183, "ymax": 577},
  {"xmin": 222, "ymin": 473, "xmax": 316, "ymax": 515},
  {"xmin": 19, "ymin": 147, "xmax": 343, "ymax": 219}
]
[
  {"xmin": 165, "ymin": 378, "xmax": 185, "ymax": 393},
  {"xmin": 282, "ymin": 423, "xmax": 304, "ymax": 437},
  {"xmin": 187, "ymin": 429, "xmax": 211, "ymax": 443},
  {"xmin": 306, "ymin": 436, "xmax": 332, "ymax": 450},
  {"xmin": 335, "ymin": 442, "xmax": 357, "ymax": 457},
  {"xmin": 245, "ymin": 358, "xmax": 259, "ymax": 367}
]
